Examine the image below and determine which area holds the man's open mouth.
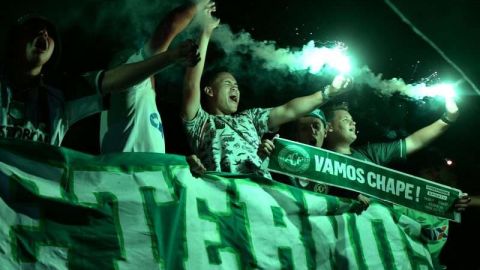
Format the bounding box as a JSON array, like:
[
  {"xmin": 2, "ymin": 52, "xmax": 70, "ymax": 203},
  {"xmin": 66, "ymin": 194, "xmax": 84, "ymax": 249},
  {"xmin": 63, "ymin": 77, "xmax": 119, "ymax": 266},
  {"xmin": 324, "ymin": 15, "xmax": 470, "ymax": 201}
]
[
  {"xmin": 34, "ymin": 37, "xmax": 48, "ymax": 51},
  {"xmin": 230, "ymin": 95, "xmax": 238, "ymax": 102}
]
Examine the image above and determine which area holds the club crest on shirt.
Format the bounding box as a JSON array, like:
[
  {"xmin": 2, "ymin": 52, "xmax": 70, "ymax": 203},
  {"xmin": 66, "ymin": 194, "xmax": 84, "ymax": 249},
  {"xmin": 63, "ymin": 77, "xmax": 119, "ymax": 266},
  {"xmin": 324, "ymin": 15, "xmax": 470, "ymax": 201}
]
[{"xmin": 149, "ymin": 113, "xmax": 164, "ymax": 137}]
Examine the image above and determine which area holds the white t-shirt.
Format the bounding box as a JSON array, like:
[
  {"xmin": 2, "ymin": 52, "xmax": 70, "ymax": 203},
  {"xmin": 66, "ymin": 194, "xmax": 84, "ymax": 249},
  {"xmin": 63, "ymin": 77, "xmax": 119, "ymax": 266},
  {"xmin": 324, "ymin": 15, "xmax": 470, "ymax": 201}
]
[
  {"xmin": 0, "ymin": 71, "xmax": 103, "ymax": 146},
  {"xmin": 100, "ymin": 50, "xmax": 166, "ymax": 153}
]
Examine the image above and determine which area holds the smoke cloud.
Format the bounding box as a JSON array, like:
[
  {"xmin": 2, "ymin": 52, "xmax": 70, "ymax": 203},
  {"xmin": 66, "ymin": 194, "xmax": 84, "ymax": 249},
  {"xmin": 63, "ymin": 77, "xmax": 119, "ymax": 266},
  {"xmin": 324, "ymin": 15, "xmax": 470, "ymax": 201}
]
[{"xmin": 207, "ymin": 23, "xmax": 448, "ymax": 102}]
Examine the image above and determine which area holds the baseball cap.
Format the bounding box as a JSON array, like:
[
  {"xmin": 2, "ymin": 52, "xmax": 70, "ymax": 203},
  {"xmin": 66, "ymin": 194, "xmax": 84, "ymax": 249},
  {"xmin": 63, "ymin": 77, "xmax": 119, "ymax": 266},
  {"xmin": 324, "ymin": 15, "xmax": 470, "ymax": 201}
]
[{"xmin": 307, "ymin": 108, "xmax": 327, "ymax": 126}]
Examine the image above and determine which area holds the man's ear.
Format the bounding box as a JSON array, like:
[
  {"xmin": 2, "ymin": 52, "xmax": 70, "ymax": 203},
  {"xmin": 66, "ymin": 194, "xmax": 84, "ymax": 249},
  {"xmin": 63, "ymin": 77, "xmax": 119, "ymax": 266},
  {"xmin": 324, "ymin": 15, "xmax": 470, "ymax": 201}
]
[
  {"xmin": 204, "ymin": 86, "xmax": 214, "ymax": 97},
  {"xmin": 327, "ymin": 122, "xmax": 334, "ymax": 132}
]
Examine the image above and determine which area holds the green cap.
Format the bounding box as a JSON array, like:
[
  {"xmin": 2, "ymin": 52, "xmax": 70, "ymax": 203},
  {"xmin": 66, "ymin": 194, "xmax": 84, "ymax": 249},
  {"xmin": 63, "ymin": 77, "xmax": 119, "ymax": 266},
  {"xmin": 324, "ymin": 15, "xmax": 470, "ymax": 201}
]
[{"xmin": 307, "ymin": 109, "xmax": 327, "ymax": 126}]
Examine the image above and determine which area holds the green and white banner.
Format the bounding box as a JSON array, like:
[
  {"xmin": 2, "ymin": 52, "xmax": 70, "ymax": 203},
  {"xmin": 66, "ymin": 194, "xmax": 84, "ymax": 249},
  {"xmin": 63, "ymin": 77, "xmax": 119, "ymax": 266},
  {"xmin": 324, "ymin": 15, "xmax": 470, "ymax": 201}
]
[
  {"xmin": 268, "ymin": 138, "xmax": 462, "ymax": 221},
  {"xmin": 0, "ymin": 139, "xmax": 437, "ymax": 269}
]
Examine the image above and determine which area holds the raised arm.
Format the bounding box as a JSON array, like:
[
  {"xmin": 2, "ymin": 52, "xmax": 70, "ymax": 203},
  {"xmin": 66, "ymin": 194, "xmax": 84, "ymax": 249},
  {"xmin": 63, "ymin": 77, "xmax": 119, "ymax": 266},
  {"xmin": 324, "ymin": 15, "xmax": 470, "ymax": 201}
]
[
  {"xmin": 101, "ymin": 40, "xmax": 199, "ymax": 94},
  {"xmin": 182, "ymin": 1, "xmax": 219, "ymax": 121},
  {"xmin": 146, "ymin": 2, "xmax": 200, "ymax": 55},
  {"xmin": 268, "ymin": 75, "xmax": 351, "ymax": 130},
  {"xmin": 405, "ymin": 97, "xmax": 459, "ymax": 155}
]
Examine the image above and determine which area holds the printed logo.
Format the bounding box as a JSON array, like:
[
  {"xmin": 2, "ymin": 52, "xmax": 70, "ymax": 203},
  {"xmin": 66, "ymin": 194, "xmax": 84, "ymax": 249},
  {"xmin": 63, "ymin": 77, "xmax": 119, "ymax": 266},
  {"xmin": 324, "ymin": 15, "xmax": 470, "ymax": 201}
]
[
  {"xmin": 0, "ymin": 124, "xmax": 49, "ymax": 143},
  {"xmin": 314, "ymin": 183, "xmax": 329, "ymax": 194},
  {"xmin": 277, "ymin": 145, "xmax": 311, "ymax": 173},
  {"xmin": 423, "ymin": 225, "xmax": 448, "ymax": 241},
  {"xmin": 149, "ymin": 113, "xmax": 164, "ymax": 137}
]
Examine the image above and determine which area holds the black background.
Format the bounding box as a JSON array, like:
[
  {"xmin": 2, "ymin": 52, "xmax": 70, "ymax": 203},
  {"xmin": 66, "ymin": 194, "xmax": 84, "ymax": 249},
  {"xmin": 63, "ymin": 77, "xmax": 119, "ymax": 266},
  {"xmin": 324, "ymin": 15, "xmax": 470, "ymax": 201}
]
[{"xmin": 2, "ymin": 0, "xmax": 479, "ymax": 268}]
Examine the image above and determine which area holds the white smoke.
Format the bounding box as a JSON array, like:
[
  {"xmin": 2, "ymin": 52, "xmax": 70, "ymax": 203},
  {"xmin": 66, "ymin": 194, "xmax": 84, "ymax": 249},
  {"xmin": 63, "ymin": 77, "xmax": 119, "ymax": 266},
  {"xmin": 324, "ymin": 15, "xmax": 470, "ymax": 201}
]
[
  {"xmin": 211, "ymin": 24, "xmax": 350, "ymax": 75},
  {"xmin": 210, "ymin": 24, "xmax": 452, "ymax": 99},
  {"xmin": 353, "ymin": 66, "xmax": 456, "ymax": 99}
]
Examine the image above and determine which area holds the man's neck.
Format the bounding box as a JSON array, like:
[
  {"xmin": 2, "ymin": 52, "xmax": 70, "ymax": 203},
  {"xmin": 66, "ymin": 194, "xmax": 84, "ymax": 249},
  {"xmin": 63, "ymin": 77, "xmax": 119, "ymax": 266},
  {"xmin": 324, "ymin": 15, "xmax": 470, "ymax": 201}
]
[
  {"xmin": 27, "ymin": 66, "xmax": 43, "ymax": 77},
  {"xmin": 10, "ymin": 65, "xmax": 43, "ymax": 88},
  {"xmin": 329, "ymin": 143, "xmax": 352, "ymax": 155},
  {"xmin": 207, "ymin": 105, "xmax": 227, "ymax": 116},
  {"xmin": 213, "ymin": 109, "xmax": 226, "ymax": 116}
]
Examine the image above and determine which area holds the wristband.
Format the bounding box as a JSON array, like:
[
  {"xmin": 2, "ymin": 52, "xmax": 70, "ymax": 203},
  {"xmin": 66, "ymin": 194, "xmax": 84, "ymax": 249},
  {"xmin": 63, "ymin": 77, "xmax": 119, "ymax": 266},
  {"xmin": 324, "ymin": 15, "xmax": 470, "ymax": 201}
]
[
  {"xmin": 440, "ymin": 113, "xmax": 455, "ymax": 125},
  {"xmin": 322, "ymin": 86, "xmax": 331, "ymax": 102}
]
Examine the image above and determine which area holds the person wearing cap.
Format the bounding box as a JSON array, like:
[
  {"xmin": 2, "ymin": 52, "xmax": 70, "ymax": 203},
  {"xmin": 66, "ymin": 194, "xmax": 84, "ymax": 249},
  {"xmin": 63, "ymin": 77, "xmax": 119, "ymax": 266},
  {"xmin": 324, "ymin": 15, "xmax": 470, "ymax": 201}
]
[
  {"xmin": 100, "ymin": 1, "xmax": 207, "ymax": 154},
  {"xmin": 257, "ymin": 108, "xmax": 331, "ymax": 192},
  {"xmin": 0, "ymin": 15, "xmax": 198, "ymax": 146}
]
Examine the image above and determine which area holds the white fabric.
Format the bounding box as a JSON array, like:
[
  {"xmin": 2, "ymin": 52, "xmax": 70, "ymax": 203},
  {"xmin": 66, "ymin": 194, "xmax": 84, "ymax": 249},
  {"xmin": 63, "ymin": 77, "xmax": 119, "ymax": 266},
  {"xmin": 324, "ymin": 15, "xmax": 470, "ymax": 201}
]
[{"xmin": 100, "ymin": 50, "xmax": 166, "ymax": 153}]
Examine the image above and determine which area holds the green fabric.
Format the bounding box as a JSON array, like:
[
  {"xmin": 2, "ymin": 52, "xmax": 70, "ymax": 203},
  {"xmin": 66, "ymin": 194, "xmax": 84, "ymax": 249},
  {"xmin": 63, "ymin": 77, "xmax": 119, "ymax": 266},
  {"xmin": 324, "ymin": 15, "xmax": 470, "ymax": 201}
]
[
  {"xmin": 0, "ymin": 139, "xmax": 438, "ymax": 269},
  {"xmin": 350, "ymin": 139, "xmax": 407, "ymax": 165},
  {"xmin": 268, "ymin": 138, "xmax": 461, "ymax": 221},
  {"xmin": 393, "ymin": 205, "xmax": 449, "ymax": 269}
]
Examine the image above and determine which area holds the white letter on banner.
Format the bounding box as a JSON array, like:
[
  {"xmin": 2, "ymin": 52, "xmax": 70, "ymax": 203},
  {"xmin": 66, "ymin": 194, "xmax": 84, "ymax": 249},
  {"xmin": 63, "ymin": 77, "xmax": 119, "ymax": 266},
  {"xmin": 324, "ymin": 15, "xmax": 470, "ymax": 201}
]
[
  {"xmin": 175, "ymin": 168, "xmax": 239, "ymax": 270},
  {"xmin": 322, "ymin": 159, "xmax": 334, "ymax": 175},
  {"xmin": 405, "ymin": 183, "xmax": 414, "ymax": 200},
  {"xmin": 73, "ymin": 170, "xmax": 175, "ymax": 270},
  {"xmin": 386, "ymin": 178, "xmax": 395, "ymax": 194},
  {"xmin": 237, "ymin": 181, "xmax": 308, "ymax": 269},
  {"xmin": 346, "ymin": 165, "xmax": 356, "ymax": 181},
  {"xmin": 367, "ymin": 171, "xmax": 376, "ymax": 188},
  {"xmin": 0, "ymin": 160, "xmax": 68, "ymax": 269},
  {"xmin": 396, "ymin": 181, "xmax": 406, "ymax": 196},
  {"xmin": 314, "ymin": 156, "xmax": 324, "ymax": 171},
  {"xmin": 356, "ymin": 168, "xmax": 366, "ymax": 183},
  {"xmin": 333, "ymin": 161, "xmax": 346, "ymax": 178}
]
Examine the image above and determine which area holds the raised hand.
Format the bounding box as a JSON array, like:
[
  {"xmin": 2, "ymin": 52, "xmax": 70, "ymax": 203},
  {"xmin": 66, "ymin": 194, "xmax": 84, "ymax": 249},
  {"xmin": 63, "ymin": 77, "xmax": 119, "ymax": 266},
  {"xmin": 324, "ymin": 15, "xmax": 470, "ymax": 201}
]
[
  {"xmin": 444, "ymin": 95, "xmax": 459, "ymax": 123},
  {"xmin": 324, "ymin": 74, "xmax": 353, "ymax": 98},
  {"xmin": 257, "ymin": 135, "xmax": 279, "ymax": 160},
  {"xmin": 257, "ymin": 139, "xmax": 275, "ymax": 160},
  {"xmin": 357, "ymin": 194, "xmax": 370, "ymax": 206},
  {"xmin": 454, "ymin": 193, "xmax": 471, "ymax": 212},
  {"xmin": 172, "ymin": 39, "xmax": 200, "ymax": 66},
  {"xmin": 201, "ymin": 1, "xmax": 220, "ymax": 34}
]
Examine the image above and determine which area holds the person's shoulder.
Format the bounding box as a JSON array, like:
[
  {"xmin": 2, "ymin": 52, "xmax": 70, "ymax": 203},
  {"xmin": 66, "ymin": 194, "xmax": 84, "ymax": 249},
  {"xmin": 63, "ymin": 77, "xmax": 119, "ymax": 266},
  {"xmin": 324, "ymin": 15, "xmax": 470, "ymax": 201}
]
[
  {"xmin": 236, "ymin": 107, "xmax": 267, "ymax": 117},
  {"xmin": 184, "ymin": 106, "xmax": 211, "ymax": 125},
  {"xmin": 357, "ymin": 140, "xmax": 400, "ymax": 151},
  {"xmin": 235, "ymin": 109, "xmax": 251, "ymax": 116}
]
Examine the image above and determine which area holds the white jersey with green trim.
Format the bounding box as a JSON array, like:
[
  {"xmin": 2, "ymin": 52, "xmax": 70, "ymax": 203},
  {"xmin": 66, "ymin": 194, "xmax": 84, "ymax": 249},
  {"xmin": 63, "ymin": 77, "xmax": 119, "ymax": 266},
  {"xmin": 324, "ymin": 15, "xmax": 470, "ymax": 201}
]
[{"xmin": 100, "ymin": 49, "xmax": 166, "ymax": 154}]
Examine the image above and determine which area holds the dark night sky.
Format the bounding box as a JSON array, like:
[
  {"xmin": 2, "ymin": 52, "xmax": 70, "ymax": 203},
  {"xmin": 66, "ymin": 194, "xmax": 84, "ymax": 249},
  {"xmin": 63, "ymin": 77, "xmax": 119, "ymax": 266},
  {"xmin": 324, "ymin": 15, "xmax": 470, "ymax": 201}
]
[{"xmin": 2, "ymin": 0, "xmax": 480, "ymax": 267}]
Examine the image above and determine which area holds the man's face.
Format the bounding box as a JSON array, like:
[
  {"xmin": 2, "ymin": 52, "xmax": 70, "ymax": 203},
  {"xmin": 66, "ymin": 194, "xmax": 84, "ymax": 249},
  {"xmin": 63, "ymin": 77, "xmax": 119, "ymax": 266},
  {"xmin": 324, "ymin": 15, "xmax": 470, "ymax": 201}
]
[
  {"xmin": 327, "ymin": 110, "xmax": 357, "ymax": 145},
  {"xmin": 206, "ymin": 72, "xmax": 240, "ymax": 115},
  {"xmin": 20, "ymin": 24, "xmax": 55, "ymax": 68},
  {"xmin": 295, "ymin": 117, "xmax": 327, "ymax": 147}
]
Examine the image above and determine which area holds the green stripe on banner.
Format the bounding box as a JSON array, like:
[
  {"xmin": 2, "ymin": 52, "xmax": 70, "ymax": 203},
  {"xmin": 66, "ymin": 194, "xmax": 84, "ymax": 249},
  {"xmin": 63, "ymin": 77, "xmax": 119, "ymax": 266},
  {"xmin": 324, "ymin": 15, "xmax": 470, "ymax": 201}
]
[
  {"xmin": 0, "ymin": 139, "xmax": 440, "ymax": 269},
  {"xmin": 372, "ymin": 220, "xmax": 397, "ymax": 270},
  {"xmin": 268, "ymin": 138, "xmax": 462, "ymax": 221},
  {"xmin": 346, "ymin": 215, "xmax": 368, "ymax": 270}
]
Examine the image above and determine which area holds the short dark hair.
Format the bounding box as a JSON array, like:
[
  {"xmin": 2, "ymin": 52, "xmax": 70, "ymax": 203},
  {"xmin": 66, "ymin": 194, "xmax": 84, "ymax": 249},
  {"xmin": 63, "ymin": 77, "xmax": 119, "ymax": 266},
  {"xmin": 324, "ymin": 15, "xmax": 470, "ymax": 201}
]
[
  {"xmin": 323, "ymin": 102, "xmax": 350, "ymax": 122},
  {"xmin": 201, "ymin": 68, "xmax": 231, "ymax": 89},
  {"xmin": 200, "ymin": 68, "xmax": 233, "ymax": 110}
]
